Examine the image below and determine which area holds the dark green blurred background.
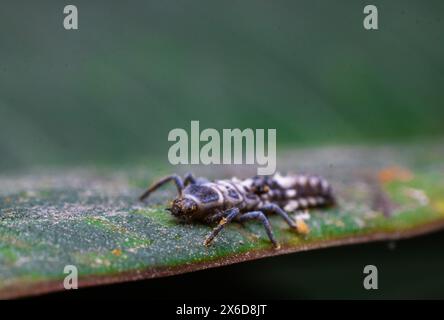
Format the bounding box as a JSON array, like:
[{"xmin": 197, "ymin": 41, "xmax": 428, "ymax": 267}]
[
  {"xmin": 1, "ymin": 0, "xmax": 443, "ymax": 172},
  {"xmin": 1, "ymin": 1, "xmax": 444, "ymax": 299}
]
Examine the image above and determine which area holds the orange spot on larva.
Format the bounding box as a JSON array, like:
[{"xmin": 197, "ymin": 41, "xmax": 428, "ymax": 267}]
[
  {"xmin": 296, "ymin": 219, "xmax": 310, "ymax": 235},
  {"xmin": 378, "ymin": 166, "xmax": 413, "ymax": 183},
  {"xmin": 111, "ymin": 249, "xmax": 122, "ymax": 257}
]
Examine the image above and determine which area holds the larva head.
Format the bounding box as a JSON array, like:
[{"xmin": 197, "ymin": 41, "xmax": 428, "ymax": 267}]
[{"xmin": 167, "ymin": 197, "xmax": 198, "ymax": 220}]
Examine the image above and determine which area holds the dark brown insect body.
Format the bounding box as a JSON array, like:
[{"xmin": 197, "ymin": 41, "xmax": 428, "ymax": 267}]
[{"xmin": 140, "ymin": 173, "xmax": 334, "ymax": 248}]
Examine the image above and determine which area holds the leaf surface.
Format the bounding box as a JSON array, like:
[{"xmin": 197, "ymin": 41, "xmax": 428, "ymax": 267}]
[{"xmin": 1, "ymin": 144, "xmax": 443, "ymax": 298}]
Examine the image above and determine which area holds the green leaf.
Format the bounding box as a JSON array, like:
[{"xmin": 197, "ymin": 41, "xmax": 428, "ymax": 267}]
[{"xmin": 1, "ymin": 144, "xmax": 444, "ymax": 299}]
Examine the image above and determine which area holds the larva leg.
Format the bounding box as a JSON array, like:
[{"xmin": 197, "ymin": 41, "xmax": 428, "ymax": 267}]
[
  {"xmin": 204, "ymin": 210, "xmax": 227, "ymax": 224},
  {"xmin": 183, "ymin": 173, "xmax": 197, "ymax": 185},
  {"xmin": 260, "ymin": 203, "xmax": 296, "ymax": 229},
  {"xmin": 204, "ymin": 208, "xmax": 240, "ymax": 247},
  {"xmin": 139, "ymin": 174, "xmax": 184, "ymax": 201},
  {"xmin": 237, "ymin": 211, "xmax": 279, "ymax": 249}
]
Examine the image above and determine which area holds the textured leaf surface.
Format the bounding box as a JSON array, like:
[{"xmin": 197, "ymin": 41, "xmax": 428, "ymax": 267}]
[{"xmin": 1, "ymin": 144, "xmax": 443, "ymax": 298}]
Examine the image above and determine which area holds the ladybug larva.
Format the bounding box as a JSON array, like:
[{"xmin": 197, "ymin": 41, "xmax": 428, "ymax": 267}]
[{"xmin": 140, "ymin": 172, "xmax": 335, "ymax": 249}]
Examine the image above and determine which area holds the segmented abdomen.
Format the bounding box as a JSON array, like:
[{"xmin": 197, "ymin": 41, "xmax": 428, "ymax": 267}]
[
  {"xmin": 266, "ymin": 173, "xmax": 335, "ymax": 212},
  {"xmin": 183, "ymin": 173, "xmax": 334, "ymax": 215}
]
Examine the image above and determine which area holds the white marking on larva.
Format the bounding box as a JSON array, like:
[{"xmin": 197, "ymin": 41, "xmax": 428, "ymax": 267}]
[
  {"xmin": 214, "ymin": 181, "xmax": 226, "ymax": 191},
  {"xmin": 217, "ymin": 180, "xmax": 236, "ymax": 192},
  {"xmin": 308, "ymin": 197, "xmax": 317, "ymax": 206},
  {"xmin": 239, "ymin": 178, "xmax": 254, "ymax": 188},
  {"xmin": 226, "ymin": 180, "xmax": 246, "ymax": 202},
  {"xmin": 299, "ymin": 198, "xmax": 308, "ymax": 207},
  {"xmin": 231, "ymin": 177, "xmax": 242, "ymax": 185},
  {"xmin": 286, "ymin": 189, "xmax": 297, "ymax": 198},
  {"xmin": 214, "ymin": 181, "xmax": 238, "ymax": 203},
  {"xmin": 321, "ymin": 180, "xmax": 329, "ymax": 193},
  {"xmin": 309, "ymin": 176, "xmax": 319, "ymax": 188},
  {"xmin": 205, "ymin": 183, "xmax": 224, "ymax": 205},
  {"xmin": 284, "ymin": 200, "xmax": 299, "ymax": 212},
  {"xmin": 184, "ymin": 194, "xmax": 204, "ymax": 206},
  {"xmin": 273, "ymin": 172, "xmax": 284, "ymax": 181},
  {"xmin": 294, "ymin": 211, "xmax": 310, "ymax": 220},
  {"xmin": 274, "ymin": 173, "xmax": 296, "ymax": 189},
  {"xmin": 297, "ymin": 175, "xmax": 307, "ymax": 186}
]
